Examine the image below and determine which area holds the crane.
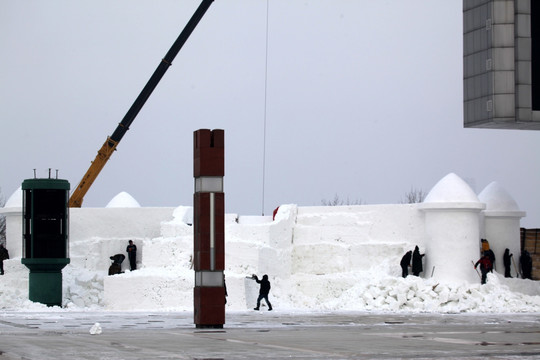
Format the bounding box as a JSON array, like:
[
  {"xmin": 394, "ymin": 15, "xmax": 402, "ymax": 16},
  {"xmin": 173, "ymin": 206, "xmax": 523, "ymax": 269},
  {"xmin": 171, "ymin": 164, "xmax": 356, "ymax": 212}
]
[{"xmin": 69, "ymin": 0, "xmax": 214, "ymax": 207}]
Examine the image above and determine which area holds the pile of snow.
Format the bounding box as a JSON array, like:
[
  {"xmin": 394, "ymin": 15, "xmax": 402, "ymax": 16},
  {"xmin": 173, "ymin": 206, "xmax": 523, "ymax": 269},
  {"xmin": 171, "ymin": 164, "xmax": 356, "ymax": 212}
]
[
  {"xmin": 1, "ymin": 257, "xmax": 539, "ymax": 313},
  {"xmin": 89, "ymin": 322, "xmax": 102, "ymax": 335},
  {"xmin": 271, "ymin": 272, "xmax": 540, "ymax": 313}
]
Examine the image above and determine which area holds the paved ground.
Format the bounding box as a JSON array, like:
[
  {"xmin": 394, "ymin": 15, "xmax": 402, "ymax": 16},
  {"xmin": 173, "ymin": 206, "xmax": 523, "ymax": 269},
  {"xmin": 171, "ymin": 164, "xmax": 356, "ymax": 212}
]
[{"xmin": 0, "ymin": 311, "xmax": 539, "ymax": 359}]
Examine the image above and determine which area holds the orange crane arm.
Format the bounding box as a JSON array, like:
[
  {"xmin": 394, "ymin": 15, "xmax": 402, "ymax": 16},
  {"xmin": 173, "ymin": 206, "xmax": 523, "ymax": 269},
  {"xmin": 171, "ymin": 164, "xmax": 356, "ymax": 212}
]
[
  {"xmin": 69, "ymin": 137, "xmax": 118, "ymax": 208},
  {"xmin": 69, "ymin": 0, "xmax": 214, "ymax": 207}
]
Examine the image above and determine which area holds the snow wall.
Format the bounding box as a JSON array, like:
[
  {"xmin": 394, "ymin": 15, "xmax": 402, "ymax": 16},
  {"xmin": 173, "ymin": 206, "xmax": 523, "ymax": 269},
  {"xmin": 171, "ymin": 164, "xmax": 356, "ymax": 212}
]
[{"xmin": 1, "ymin": 173, "xmax": 538, "ymax": 313}]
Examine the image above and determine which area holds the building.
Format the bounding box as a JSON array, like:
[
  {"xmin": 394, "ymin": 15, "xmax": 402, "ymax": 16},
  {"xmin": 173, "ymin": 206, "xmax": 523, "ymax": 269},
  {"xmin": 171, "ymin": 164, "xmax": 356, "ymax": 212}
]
[{"xmin": 464, "ymin": 0, "xmax": 540, "ymax": 129}]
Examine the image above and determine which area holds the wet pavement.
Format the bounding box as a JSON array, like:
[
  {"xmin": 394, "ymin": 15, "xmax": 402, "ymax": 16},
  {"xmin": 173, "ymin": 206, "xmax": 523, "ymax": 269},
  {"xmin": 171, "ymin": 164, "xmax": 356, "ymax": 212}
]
[{"xmin": 0, "ymin": 311, "xmax": 539, "ymax": 359}]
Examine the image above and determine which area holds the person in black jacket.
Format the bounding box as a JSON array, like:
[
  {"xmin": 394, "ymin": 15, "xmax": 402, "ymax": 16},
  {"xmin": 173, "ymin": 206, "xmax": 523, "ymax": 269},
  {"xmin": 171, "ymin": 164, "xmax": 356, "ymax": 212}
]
[
  {"xmin": 253, "ymin": 274, "xmax": 272, "ymax": 311},
  {"xmin": 126, "ymin": 240, "xmax": 137, "ymax": 271},
  {"xmin": 412, "ymin": 246, "xmax": 425, "ymax": 276},
  {"xmin": 0, "ymin": 244, "xmax": 9, "ymax": 275},
  {"xmin": 520, "ymin": 250, "xmax": 533, "ymax": 280},
  {"xmin": 108, "ymin": 254, "xmax": 125, "ymax": 275},
  {"xmin": 503, "ymin": 248, "xmax": 513, "ymax": 278},
  {"xmin": 400, "ymin": 251, "xmax": 412, "ymax": 278}
]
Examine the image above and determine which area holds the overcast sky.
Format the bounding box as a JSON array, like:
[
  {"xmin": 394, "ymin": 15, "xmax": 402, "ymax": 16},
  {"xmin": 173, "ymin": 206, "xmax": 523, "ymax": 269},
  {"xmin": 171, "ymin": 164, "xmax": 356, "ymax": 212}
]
[{"xmin": 1, "ymin": 1, "xmax": 538, "ymax": 227}]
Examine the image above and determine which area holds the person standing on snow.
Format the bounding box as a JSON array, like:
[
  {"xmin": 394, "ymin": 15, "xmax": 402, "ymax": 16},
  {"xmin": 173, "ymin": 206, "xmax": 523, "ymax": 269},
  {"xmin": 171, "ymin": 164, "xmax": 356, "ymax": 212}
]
[
  {"xmin": 481, "ymin": 239, "xmax": 496, "ymax": 272},
  {"xmin": 412, "ymin": 246, "xmax": 425, "ymax": 276},
  {"xmin": 475, "ymin": 253, "xmax": 492, "ymax": 284},
  {"xmin": 503, "ymin": 248, "xmax": 513, "ymax": 278},
  {"xmin": 0, "ymin": 244, "xmax": 9, "ymax": 275},
  {"xmin": 520, "ymin": 250, "xmax": 533, "ymax": 280},
  {"xmin": 126, "ymin": 240, "xmax": 137, "ymax": 271},
  {"xmin": 400, "ymin": 250, "xmax": 412, "ymax": 278},
  {"xmin": 252, "ymin": 274, "xmax": 272, "ymax": 311}
]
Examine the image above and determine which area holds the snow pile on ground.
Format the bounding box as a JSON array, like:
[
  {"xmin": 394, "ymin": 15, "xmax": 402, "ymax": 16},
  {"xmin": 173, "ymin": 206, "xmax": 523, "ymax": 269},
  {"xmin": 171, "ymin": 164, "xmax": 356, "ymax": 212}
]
[
  {"xmin": 0, "ymin": 259, "xmax": 540, "ymax": 313},
  {"xmin": 272, "ymin": 272, "xmax": 540, "ymax": 313},
  {"xmin": 2, "ymin": 252, "xmax": 539, "ymax": 314}
]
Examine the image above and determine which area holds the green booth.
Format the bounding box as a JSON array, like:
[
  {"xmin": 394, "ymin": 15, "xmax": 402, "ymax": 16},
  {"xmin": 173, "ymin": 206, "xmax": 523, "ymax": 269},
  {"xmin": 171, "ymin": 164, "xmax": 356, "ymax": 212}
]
[{"xmin": 21, "ymin": 177, "xmax": 70, "ymax": 307}]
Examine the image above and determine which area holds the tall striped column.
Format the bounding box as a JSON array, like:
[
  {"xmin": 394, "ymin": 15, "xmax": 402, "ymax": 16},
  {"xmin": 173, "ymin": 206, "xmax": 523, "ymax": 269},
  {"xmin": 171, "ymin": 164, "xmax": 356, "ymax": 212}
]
[{"xmin": 193, "ymin": 129, "xmax": 225, "ymax": 328}]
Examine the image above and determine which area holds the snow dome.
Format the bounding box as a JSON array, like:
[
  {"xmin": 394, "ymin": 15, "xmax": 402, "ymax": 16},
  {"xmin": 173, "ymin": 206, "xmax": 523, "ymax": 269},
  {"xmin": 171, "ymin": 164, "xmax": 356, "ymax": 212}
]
[
  {"xmin": 3, "ymin": 187, "xmax": 22, "ymax": 209},
  {"xmin": 478, "ymin": 181, "xmax": 521, "ymax": 212},
  {"xmin": 105, "ymin": 192, "xmax": 141, "ymax": 208},
  {"xmin": 423, "ymin": 173, "xmax": 480, "ymax": 204}
]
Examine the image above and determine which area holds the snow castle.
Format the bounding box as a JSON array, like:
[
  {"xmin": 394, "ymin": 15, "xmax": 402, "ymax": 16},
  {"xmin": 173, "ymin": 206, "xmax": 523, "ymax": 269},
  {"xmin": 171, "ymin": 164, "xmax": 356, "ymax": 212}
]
[{"xmin": 0, "ymin": 173, "xmax": 530, "ymax": 311}]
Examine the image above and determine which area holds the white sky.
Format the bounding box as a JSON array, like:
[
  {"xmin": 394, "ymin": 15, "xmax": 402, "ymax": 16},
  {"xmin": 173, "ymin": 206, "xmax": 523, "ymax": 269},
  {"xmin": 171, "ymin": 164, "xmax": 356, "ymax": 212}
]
[{"xmin": 0, "ymin": 0, "xmax": 538, "ymax": 227}]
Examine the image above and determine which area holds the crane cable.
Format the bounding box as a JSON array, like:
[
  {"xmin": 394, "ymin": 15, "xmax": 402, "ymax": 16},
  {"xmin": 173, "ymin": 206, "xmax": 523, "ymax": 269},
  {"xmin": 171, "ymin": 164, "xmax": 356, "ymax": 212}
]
[{"xmin": 261, "ymin": 0, "xmax": 270, "ymax": 216}]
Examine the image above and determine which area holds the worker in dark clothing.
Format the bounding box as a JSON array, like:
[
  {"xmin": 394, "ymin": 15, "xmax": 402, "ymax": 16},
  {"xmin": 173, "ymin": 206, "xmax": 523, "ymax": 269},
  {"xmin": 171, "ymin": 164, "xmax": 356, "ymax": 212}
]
[
  {"xmin": 475, "ymin": 253, "xmax": 493, "ymax": 284},
  {"xmin": 400, "ymin": 250, "xmax": 412, "ymax": 278},
  {"xmin": 481, "ymin": 239, "xmax": 496, "ymax": 272},
  {"xmin": 484, "ymin": 249, "xmax": 495, "ymax": 272},
  {"xmin": 503, "ymin": 248, "xmax": 513, "ymax": 278},
  {"xmin": 253, "ymin": 274, "xmax": 272, "ymax": 311},
  {"xmin": 520, "ymin": 250, "xmax": 533, "ymax": 280},
  {"xmin": 412, "ymin": 246, "xmax": 425, "ymax": 276},
  {"xmin": 108, "ymin": 254, "xmax": 125, "ymax": 275},
  {"xmin": 0, "ymin": 244, "xmax": 9, "ymax": 275},
  {"xmin": 126, "ymin": 240, "xmax": 137, "ymax": 271}
]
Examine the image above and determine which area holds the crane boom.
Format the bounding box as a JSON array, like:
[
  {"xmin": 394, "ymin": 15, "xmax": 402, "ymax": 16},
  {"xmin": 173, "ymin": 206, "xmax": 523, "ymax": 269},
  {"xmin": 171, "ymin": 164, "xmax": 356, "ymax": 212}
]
[{"xmin": 69, "ymin": 0, "xmax": 214, "ymax": 207}]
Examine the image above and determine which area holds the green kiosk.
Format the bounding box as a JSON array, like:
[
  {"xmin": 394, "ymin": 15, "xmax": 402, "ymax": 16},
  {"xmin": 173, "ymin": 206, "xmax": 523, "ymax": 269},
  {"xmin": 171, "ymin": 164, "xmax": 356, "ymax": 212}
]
[{"xmin": 21, "ymin": 176, "xmax": 70, "ymax": 307}]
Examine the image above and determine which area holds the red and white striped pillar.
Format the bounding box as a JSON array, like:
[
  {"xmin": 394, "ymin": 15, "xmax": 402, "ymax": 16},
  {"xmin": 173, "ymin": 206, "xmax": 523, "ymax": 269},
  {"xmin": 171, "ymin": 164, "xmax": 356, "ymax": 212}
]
[{"xmin": 193, "ymin": 129, "xmax": 225, "ymax": 328}]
